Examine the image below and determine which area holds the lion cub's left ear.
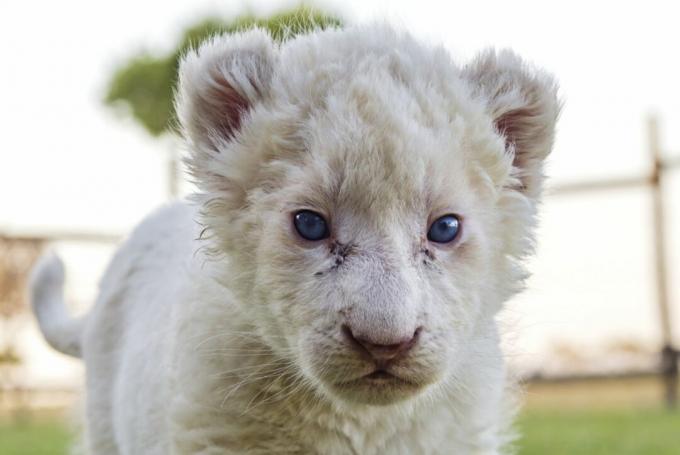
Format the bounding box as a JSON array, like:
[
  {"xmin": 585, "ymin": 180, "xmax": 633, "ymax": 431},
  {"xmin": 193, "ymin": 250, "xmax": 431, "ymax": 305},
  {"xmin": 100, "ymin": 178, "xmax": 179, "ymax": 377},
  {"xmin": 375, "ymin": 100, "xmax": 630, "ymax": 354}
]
[{"xmin": 462, "ymin": 50, "xmax": 561, "ymax": 199}]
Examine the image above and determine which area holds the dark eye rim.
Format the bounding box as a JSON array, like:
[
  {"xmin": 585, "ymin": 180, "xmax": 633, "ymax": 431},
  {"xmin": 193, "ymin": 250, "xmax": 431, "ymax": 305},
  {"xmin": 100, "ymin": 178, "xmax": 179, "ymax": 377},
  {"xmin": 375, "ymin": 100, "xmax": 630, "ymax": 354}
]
[
  {"xmin": 426, "ymin": 213, "xmax": 462, "ymax": 244},
  {"xmin": 292, "ymin": 210, "xmax": 331, "ymax": 241}
]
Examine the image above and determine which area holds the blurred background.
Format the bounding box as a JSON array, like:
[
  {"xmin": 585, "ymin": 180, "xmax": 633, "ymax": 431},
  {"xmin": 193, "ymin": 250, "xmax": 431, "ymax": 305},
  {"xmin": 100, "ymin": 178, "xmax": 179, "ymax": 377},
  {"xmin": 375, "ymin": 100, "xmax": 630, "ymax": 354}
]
[{"xmin": 1, "ymin": 0, "xmax": 679, "ymax": 453}]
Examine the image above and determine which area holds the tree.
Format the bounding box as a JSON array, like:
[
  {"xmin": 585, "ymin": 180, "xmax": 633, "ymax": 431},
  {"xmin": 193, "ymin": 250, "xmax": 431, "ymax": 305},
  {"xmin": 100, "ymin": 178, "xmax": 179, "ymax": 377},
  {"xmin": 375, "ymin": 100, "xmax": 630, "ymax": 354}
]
[{"xmin": 104, "ymin": 6, "xmax": 343, "ymax": 138}]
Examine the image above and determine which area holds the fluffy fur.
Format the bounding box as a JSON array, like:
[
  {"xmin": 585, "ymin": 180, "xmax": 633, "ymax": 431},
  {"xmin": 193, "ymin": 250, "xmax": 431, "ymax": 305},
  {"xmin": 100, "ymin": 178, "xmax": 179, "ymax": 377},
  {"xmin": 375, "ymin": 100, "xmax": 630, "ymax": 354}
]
[{"xmin": 31, "ymin": 24, "xmax": 559, "ymax": 454}]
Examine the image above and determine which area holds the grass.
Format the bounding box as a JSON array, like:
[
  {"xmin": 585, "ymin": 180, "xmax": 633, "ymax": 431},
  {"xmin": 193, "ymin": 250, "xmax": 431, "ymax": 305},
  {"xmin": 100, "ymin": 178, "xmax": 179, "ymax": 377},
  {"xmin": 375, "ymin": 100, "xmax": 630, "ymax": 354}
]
[
  {"xmin": 517, "ymin": 408, "xmax": 680, "ymax": 455},
  {"xmin": 1, "ymin": 410, "xmax": 678, "ymax": 454},
  {"xmin": 1, "ymin": 376, "xmax": 679, "ymax": 454},
  {"xmin": 0, "ymin": 418, "xmax": 71, "ymax": 455}
]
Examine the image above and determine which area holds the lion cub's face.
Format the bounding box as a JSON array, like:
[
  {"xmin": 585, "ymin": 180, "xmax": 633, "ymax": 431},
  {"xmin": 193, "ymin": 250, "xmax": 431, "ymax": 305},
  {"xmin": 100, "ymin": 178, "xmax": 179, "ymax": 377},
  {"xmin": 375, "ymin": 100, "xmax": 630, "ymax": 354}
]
[{"xmin": 178, "ymin": 26, "xmax": 558, "ymax": 405}]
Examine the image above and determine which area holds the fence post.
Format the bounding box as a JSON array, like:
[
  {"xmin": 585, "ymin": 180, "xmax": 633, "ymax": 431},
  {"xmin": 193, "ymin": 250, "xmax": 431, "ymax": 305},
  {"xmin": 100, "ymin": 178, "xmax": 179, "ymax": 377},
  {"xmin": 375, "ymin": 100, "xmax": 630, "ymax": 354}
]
[{"xmin": 648, "ymin": 114, "xmax": 678, "ymax": 409}]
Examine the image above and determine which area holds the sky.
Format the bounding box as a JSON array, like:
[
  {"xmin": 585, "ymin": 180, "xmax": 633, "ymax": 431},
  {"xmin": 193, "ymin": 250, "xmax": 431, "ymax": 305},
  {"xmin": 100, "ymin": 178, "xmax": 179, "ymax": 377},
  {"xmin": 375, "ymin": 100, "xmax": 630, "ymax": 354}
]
[{"xmin": 1, "ymin": 0, "xmax": 679, "ymax": 386}]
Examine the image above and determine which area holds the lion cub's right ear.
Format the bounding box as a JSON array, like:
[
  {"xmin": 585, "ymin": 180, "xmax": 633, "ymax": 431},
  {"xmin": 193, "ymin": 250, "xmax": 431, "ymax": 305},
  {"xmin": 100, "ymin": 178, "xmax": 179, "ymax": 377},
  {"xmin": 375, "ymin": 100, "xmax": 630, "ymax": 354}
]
[{"xmin": 176, "ymin": 29, "xmax": 277, "ymax": 153}]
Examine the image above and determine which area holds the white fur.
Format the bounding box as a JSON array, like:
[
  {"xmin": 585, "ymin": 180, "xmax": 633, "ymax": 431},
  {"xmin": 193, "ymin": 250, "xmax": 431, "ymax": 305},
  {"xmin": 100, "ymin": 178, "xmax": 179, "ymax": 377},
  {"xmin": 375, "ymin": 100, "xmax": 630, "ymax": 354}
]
[{"xmin": 31, "ymin": 24, "xmax": 559, "ymax": 454}]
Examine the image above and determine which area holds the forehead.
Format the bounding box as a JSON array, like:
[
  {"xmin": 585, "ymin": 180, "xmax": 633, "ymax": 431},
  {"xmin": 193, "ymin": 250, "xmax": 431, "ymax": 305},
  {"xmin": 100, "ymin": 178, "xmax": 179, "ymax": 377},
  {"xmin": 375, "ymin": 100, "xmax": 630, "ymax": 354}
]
[
  {"xmin": 301, "ymin": 102, "xmax": 465, "ymax": 218},
  {"xmin": 296, "ymin": 85, "xmax": 475, "ymax": 220},
  {"xmin": 265, "ymin": 29, "xmax": 498, "ymax": 220}
]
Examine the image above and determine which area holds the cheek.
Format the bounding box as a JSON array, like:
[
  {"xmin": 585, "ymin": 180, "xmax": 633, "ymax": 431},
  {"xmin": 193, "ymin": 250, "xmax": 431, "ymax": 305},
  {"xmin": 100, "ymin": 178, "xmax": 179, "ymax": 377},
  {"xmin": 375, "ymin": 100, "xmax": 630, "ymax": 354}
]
[
  {"xmin": 252, "ymin": 225, "xmax": 335, "ymax": 332},
  {"xmin": 423, "ymin": 268, "xmax": 485, "ymax": 337},
  {"xmin": 430, "ymin": 225, "xmax": 496, "ymax": 305}
]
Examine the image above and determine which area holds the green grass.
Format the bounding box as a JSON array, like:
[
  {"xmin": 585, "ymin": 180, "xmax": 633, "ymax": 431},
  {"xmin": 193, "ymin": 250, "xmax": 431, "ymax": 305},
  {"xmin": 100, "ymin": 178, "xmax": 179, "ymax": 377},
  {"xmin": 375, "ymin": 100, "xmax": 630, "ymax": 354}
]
[
  {"xmin": 0, "ymin": 419, "xmax": 71, "ymax": 455},
  {"xmin": 1, "ymin": 409, "xmax": 679, "ymax": 454},
  {"xmin": 517, "ymin": 408, "xmax": 680, "ymax": 455}
]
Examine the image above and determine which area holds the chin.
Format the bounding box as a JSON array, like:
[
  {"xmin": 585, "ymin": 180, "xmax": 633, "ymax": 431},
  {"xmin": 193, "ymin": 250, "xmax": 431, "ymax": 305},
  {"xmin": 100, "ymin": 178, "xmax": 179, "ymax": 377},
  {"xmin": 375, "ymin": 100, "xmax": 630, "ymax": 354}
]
[{"xmin": 326, "ymin": 371, "xmax": 432, "ymax": 406}]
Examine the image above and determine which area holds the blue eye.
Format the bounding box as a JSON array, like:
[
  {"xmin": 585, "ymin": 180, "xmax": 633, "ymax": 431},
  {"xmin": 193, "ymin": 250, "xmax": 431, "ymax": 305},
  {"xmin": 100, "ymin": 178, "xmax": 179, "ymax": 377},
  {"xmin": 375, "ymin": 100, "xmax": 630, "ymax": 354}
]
[
  {"xmin": 293, "ymin": 210, "xmax": 329, "ymax": 241},
  {"xmin": 427, "ymin": 215, "xmax": 461, "ymax": 243}
]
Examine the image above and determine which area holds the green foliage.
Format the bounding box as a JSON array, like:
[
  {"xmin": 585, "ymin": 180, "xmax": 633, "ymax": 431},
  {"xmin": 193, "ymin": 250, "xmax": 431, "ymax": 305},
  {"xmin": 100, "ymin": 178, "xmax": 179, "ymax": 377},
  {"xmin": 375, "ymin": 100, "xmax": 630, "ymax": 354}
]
[
  {"xmin": 105, "ymin": 55, "xmax": 176, "ymax": 137},
  {"xmin": 104, "ymin": 6, "xmax": 343, "ymax": 137}
]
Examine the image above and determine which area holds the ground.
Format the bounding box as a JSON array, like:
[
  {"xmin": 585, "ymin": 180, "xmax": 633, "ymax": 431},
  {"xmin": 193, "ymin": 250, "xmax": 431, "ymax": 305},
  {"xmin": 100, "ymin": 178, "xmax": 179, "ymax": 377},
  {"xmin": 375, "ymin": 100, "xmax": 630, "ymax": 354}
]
[
  {"xmin": 0, "ymin": 418, "xmax": 71, "ymax": 455},
  {"xmin": 518, "ymin": 408, "xmax": 680, "ymax": 455},
  {"xmin": 1, "ymin": 376, "xmax": 679, "ymax": 454}
]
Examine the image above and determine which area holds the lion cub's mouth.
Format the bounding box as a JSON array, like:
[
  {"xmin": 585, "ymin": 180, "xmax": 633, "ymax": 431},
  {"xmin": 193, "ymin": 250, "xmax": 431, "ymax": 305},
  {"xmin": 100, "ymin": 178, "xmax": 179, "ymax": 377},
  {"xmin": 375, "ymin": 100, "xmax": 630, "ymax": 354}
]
[
  {"xmin": 339, "ymin": 368, "xmax": 417, "ymax": 387},
  {"xmin": 327, "ymin": 365, "xmax": 429, "ymax": 405},
  {"xmin": 363, "ymin": 369, "xmax": 397, "ymax": 381}
]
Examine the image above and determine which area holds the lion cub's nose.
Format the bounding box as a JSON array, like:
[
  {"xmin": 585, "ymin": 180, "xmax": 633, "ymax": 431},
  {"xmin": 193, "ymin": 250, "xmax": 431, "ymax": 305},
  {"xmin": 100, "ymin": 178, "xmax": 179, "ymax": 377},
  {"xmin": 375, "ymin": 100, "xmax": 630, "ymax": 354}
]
[{"xmin": 343, "ymin": 325, "xmax": 421, "ymax": 363}]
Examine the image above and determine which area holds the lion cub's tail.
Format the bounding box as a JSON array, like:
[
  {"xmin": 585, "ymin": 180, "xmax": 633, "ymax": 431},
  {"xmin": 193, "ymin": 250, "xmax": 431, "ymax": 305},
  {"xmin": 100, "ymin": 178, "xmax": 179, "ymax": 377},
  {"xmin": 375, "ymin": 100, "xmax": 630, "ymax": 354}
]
[{"xmin": 29, "ymin": 253, "xmax": 85, "ymax": 358}]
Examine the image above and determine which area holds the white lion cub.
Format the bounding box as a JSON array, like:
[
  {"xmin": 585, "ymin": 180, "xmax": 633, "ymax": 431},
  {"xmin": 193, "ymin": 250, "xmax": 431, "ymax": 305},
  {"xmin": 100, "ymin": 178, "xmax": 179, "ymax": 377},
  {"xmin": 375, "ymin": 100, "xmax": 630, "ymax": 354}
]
[{"xmin": 31, "ymin": 24, "xmax": 559, "ymax": 454}]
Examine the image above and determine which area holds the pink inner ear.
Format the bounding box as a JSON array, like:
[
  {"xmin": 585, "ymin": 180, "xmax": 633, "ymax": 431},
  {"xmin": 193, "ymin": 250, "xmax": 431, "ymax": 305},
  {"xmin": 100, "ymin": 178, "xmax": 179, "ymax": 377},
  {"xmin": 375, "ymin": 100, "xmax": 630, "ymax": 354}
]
[
  {"xmin": 494, "ymin": 108, "xmax": 525, "ymax": 152},
  {"xmin": 204, "ymin": 68, "xmax": 251, "ymax": 140},
  {"xmin": 493, "ymin": 106, "xmax": 538, "ymax": 192}
]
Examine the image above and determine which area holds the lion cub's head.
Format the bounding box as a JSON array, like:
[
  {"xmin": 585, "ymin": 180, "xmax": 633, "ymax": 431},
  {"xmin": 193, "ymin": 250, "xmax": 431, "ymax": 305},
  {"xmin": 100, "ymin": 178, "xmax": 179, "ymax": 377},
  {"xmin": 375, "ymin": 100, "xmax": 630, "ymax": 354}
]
[{"xmin": 177, "ymin": 25, "xmax": 558, "ymax": 406}]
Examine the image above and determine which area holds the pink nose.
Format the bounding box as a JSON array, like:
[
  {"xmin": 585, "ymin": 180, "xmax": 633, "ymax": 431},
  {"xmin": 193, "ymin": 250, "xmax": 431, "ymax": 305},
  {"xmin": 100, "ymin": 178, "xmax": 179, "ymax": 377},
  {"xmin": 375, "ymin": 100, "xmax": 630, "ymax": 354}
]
[{"xmin": 343, "ymin": 325, "xmax": 421, "ymax": 363}]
